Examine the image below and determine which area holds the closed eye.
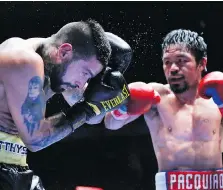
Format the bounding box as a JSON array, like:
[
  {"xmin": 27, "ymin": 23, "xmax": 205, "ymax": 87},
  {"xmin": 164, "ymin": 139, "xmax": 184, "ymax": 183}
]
[
  {"xmin": 82, "ymin": 71, "xmax": 91, "ymax": 79},
  {"xmin": 83, "ymin": 67, "xmax": 94, "ymax": 79}
]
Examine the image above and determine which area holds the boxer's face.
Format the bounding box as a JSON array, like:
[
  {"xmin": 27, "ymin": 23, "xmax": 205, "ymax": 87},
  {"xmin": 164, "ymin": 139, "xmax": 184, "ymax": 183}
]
[
  {"xmin": 162, "ymin": 45, "xmax": 204, "ymax": 94},
  {"xmin": 50, "ymin": 56, "xmax": 103, "ymax": 93}
]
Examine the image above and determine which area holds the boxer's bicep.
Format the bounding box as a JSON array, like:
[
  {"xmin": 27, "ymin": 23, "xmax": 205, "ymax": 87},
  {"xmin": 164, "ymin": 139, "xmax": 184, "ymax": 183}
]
[{"xmin": 4, "ymin": 60, "xmax": 46, "ymax": 147}]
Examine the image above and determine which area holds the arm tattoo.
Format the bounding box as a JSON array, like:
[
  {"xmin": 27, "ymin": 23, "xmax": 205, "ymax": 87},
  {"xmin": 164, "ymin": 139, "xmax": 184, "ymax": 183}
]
[
  {"xmin": 30, "ymin": 127, "xmax": 71, "ymax": 149},
  {"xmin": 21, "ymin": 76, "xmax": 45, "ymax": 136},
  {"xmin": 21, "ymin": 76, "xmax": 77, "ymax": 151},
  {"xmin": 30, "ymin": 113, "xmax": 73, "ymax": 150}
]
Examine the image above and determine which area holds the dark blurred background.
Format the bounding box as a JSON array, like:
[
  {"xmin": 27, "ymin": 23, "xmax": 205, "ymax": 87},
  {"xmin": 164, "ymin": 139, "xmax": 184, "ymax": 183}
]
[{"xmin": 0, "ymin": 1, "xmax": 222, "ymax": 190}]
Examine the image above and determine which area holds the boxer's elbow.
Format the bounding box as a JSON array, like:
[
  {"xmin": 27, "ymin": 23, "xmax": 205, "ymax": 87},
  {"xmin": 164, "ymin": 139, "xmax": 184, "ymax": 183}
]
[
  {"xmin": 19, "ymin": 135, "xmax": 43, "ymax": 152},
  {"xmin": 24, "ymin": 140, "xmax": 45, "ymax": 152},
  {"xmin": 27, "ymin": 145, "xmax": 41, "ymax": 152},
  {"xmin": 23, "ymin": 133, "xmax": 50, "ymax": 152},
  {"xmin": 24, "ymin": 143, "xmax": 41, "ymax": 152}
]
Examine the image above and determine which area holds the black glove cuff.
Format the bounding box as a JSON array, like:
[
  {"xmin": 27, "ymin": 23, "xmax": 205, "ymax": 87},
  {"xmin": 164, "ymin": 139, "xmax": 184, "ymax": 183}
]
[
  {"xmin": 62, "ymin": 102, "xmax": 97, "ymax": 132},
  {"xmin": 62, "ymin": 102, "xmax": 88, "ymax": 132}
]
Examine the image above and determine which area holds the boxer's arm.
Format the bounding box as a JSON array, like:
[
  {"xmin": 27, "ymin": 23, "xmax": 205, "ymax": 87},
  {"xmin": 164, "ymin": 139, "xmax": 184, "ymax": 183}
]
[
  {"xmin": 104, "ymin": 82, "xmax": 164, "ymax": 130},
  {"xmin": 104, "ymin": 82, "xmax": 155, "ymax": 130},
  {"xmin": 104, "ymin": 82, "xmax": 144, "ymax": 130},
  {"xmin": 104, "ymin": 112, "xmax": 141, "ymax": 130},
  {"xmin": 3, "ymin": 58, "xmax": 76, "ymax": 152}
]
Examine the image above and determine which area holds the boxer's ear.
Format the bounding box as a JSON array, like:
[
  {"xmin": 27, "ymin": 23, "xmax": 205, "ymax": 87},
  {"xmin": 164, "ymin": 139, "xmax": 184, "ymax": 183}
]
[
  {"xmin": 198, "ymin": 57, "xmax": 207, "ymax": 72},
  {"xmin": 58, "ymin": 43, "xmax": 73, "ymax": 62}
]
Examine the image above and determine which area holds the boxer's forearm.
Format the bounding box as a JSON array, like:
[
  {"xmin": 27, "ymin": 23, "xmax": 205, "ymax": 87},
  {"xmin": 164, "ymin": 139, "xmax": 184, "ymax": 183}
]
[
  {"xmin": 27, "ymin": 113, "xmax": 78, "ymax": 152},
  {"xmin": 104, "ymin": 112, "xmax": 140, "ymax": 130},
  {"xmin": 104, "ymin": 112, "xmax": 126, "ymax": 130},
  {"xmin": 31, "ymin": 111, "xmax": 105, "ymax": 152}
]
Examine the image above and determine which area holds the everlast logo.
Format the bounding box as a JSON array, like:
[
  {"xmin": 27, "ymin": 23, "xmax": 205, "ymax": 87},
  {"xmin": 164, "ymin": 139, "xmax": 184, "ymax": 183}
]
[
  {"xmin": 101, "ymin": 84, "xmax": 130, "ymax": 111},
  {"xmin": 167, "ymin": 170, "xmax": 223, "ymax": 190}
]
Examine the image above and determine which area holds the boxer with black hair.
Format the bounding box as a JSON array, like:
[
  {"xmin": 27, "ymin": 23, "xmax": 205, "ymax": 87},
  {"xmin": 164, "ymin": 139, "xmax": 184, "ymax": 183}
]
[
  {"xmin": 0, "ymin": 19, "xmax": 132, "ymax": 190},
  {"xmin": 105, "ymin": 29, "xmax": 223, "ymax": 190}
]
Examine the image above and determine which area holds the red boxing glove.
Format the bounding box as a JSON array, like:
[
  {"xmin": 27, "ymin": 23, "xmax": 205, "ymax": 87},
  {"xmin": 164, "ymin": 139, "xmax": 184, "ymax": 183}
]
[
  {"xmin": 127, "ymin": 83, "xmax": 160, "ymax": 115},
  {"xmin": 198, "ymin": 71, "xmax": 223, "ymax": 115},
  {"xmin": 111, "ymin": 83, "xmax": 160, "ymax": 120}
]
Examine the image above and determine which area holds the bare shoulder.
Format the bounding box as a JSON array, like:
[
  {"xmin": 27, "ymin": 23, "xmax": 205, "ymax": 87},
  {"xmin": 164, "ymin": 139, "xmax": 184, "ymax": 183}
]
[
  {"xmin": 0, "ymin": 37, "xmax": 42, "ymax": 63},
  {"xmin": 144, "ymin": 83, "xmax": 170, "ymax": 119},
  {"xmin": 147, "ymin": 82, "xmax": 170, "ymax": 96},
  {"xmin": 0, "ymin": 39, "xmax": 43, "ymax": 81},
  {"xmin": 128, "ymin": 81, "xmax": 170, "ymax": 96},
  {"xmin": 0, "ymin": 37, "xmax": 23, "ymax": 44},
  {"xmin": 0, "ymin": 37, "xmax": 26, "ymax": 51}
]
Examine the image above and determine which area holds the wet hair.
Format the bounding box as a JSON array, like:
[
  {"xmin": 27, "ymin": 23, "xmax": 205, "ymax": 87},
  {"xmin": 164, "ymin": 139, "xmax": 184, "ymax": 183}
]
[
  {"xmin": 51, "ymin": 19, "xmax": 111, "ymax": 67},
  {"xmin": 161, "ymin": 29, "xmax": 207, "ymax": 63}
]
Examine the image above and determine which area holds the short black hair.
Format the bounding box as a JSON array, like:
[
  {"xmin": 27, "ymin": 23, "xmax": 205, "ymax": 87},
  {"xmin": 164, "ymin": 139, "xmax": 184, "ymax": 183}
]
[
  {"xmin": 161, "ymin": 29, "xmax": 207, "ymax": 63},
  {"xmin": 52, "ymin": 19, "xmax": 111, "ymax": 67}
]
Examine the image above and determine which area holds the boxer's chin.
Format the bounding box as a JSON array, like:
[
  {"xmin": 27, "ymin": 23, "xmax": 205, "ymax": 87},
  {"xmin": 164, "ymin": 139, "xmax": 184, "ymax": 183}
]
[{"xmin": 169, "ymin": 82, "xmax": 189, "ymax": 94}]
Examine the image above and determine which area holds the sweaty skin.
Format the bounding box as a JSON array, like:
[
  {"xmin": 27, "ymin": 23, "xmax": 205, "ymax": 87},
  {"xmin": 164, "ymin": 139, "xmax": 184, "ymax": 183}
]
[{"xmin": 105, "ymin": 82, "xmax": 222, "ymax": 172}]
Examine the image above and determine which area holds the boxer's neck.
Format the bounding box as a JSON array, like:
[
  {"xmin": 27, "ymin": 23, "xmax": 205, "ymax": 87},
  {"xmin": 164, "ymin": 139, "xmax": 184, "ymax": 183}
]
[
  {"xmin": 175, "ymin": 85, "xmax": 199, "ymax": 104},
  {"xmin": 35, "ymin": 39, "xmax": 54, "ymax": 78}
]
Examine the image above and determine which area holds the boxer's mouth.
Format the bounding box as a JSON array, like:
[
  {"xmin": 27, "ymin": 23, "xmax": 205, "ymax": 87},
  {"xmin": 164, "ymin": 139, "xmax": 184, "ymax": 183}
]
[{"xmin": 168, "ymin": 77, "xmax": 184, "ymax": 83}]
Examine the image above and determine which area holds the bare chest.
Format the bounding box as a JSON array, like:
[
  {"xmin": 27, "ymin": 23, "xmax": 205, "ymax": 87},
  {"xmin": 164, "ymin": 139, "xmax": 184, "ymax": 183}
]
[{"xmin": 144, "ymin": 96, "xmax": 222, "ymax": 142}]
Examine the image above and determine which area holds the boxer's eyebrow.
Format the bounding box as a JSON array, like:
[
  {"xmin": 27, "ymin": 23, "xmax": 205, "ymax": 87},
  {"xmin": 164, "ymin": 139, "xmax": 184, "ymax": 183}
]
[{"xmin": 176, "ymin": 55, "xmax": 187, "ymax": 58}]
